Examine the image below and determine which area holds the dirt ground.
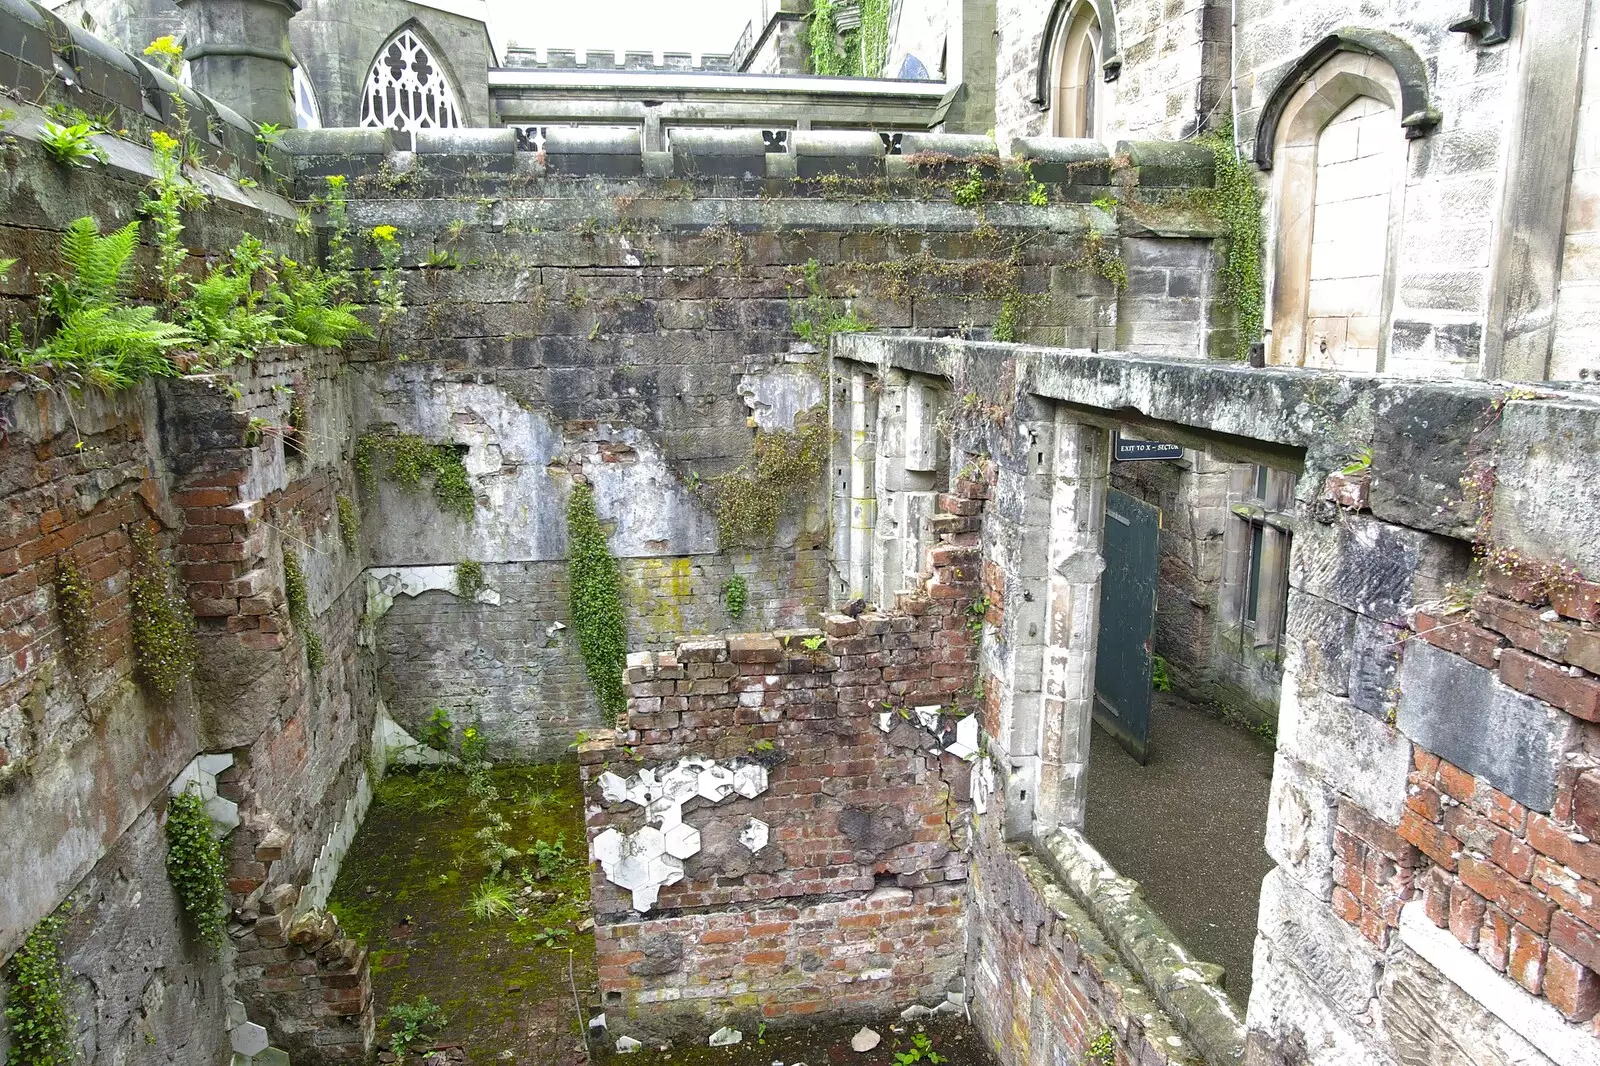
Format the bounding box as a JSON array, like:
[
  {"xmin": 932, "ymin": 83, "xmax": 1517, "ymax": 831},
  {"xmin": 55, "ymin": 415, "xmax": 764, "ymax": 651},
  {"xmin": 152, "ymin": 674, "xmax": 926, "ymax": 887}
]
[{"xmin": 328, "ymin": 761, "xmax": 596, "ymax": 1065}]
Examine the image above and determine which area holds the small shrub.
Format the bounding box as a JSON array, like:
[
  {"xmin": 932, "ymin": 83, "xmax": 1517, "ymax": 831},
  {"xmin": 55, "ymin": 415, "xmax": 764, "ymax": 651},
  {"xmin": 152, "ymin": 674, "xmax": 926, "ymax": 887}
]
[
  {"xmin": 39, "ymin": 122, "xmax": 107, "ymax": 169},
  {"xmin": 1152, "ymin": 654, "xmax": 1172, "ymax": 692},
  {"xmin": 1086, "ymin": 1030, "xmax": 1115, "ymax": 1066},
  {"xmin": 722, "ymin": 574, "xmax": 748, "ymax": 619},
  {"xmin": 710, "ymin": 405, "xmax": 830, "ymax": 546},
  {"xmin": 530, "ymin": 837, "xmax": 569, "ymax": 879},
  {"xmin": 952, "ymin": 165, "xmax": 987, "ymax": 207},
  {"xmin": 355, "ymin": 432, "xmax": 475, "ymax": 521},
  {"xmin": 420, "ymin": 707, "xmax": 453, "ymax": 751},
  {"xmin": 142, "ymin": 35, "xmax": 184, "ymax": 77},
  {"xmin": 791, "ymin": 259, "xmax": 871, "ymax": 351},
  {"xmin": 385, "ymin": 996, "xmax": 446, "ymax": 1061},
  {"xmin": 164, "ymin": 789, "xmax": 228, "ymax": 946},
  {"xmin": 3, "ymin": 913, "xmax": 72, "ymax": 1066},
  {"xmin": 129, "ymin": 526, "xmax": 195, "ymax": 699},
  {"xmin": 455, "ymin": 560, "xmax": 485, "ymax": 600}
]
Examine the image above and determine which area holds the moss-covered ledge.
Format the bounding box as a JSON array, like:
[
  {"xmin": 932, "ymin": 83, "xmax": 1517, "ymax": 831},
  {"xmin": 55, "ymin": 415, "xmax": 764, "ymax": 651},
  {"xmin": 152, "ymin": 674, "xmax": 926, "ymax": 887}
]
[{"xmin": 1040, "ymin": 828, "xmax": 1247, "ymax": 1066}]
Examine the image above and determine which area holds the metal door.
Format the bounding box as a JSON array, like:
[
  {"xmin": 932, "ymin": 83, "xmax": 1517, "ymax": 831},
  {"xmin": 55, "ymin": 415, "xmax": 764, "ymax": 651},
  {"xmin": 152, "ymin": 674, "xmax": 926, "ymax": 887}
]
[{"xmin": 1093, "ymin": 488, "xmax": 1160, "ymax": 763}]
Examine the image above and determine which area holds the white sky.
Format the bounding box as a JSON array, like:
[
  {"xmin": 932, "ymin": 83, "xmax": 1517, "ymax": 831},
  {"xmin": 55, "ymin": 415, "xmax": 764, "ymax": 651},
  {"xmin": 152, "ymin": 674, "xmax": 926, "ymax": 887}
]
[{"xmin": 490, "ymin": 0, "xmax": 761, "ymax": 59}]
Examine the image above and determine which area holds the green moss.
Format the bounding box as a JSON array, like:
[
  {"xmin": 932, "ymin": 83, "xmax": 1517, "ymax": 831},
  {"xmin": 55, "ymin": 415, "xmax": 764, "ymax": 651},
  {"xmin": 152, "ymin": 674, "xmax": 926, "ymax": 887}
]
[
  {"xmin": 3, "ymin": 913, "xmax": 71, "ymax": 1066},
  {"xmin": 1188, "ymin": 126, "xmax": 1263, "ymax": 360},
  {"xmin": 282, "ymin": 549, "xmax": 325, "ymax": 673},
  {"xmin": 566, "ymin": 483, "xmax": 629, "ymax": 722},
  {"xmin": 337, "ymin": 493, "xmax": 360, "ymax": 551},
  {"xmin": 455, "ymin": 560, "xmax": 485, "ymax": 600},
  {"xmin": 356, "ymin": 431, "xmax": 476, "ymax": 521},
  {"xmin": 711, "ymin": 405, "xmax": 831, "ymax": 546},
  {"xmin": 129, "ymin": 525, "xmax": 195, "ymax": 700},
  {"xmin": 53, "ymin": 556, "xmax": 96, "ymax": 675},
  {"xmin": 164, "ymin": 789, "xmax": 229, "ymax": 947},
  {"xmin": 326, "ymin": 763, "xmax": 593, "ymax": 1062}
]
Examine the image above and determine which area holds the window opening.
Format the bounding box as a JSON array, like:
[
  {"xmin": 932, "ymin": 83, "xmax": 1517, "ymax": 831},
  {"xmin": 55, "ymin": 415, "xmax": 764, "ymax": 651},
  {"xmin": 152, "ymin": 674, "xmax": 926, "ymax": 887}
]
[{"xmin": 360, "ymin": 28, "xmax": 462, "ymax": 134}]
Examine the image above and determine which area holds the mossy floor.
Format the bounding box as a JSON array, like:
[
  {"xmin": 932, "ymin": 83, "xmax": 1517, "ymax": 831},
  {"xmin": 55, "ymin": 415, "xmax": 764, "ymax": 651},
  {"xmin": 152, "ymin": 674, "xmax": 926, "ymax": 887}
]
[
  {"xmin": 593, "ymin": 1016, "xmax": 996, "ymax": 1066},
  {"xmin": 328, "ymin": 761, "xmax": 595, "ymax": 1065}
]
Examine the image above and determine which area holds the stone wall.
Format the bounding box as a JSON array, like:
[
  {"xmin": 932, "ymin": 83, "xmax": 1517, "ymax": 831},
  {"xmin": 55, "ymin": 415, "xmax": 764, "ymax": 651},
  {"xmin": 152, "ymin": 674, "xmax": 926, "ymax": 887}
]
[
  {"xmin": 306, "ymin": 132, "xmax": 1222, "ymax": 754},
  {"xmin": 578, "ymin": 481, "xmax": 985, "ymax": 1037}
]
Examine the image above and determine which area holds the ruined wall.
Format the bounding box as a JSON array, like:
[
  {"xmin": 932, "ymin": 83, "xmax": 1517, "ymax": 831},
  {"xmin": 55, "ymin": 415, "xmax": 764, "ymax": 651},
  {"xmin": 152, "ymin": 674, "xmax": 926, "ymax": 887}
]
[
  {"xmin": 295, "ymin": 131, "xmax": 1223, "ymax": 757},
  {"xmin": 579, "ymin": 485, "xmax": 984, "ymax": 1037}
]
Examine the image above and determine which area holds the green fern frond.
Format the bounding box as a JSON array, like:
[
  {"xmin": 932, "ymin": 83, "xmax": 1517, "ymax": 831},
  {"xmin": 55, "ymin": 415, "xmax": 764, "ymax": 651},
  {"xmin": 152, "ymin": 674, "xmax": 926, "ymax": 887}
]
[{"xmin": 59, "ymin": 217, "xmax": 139, "ymax": 306}]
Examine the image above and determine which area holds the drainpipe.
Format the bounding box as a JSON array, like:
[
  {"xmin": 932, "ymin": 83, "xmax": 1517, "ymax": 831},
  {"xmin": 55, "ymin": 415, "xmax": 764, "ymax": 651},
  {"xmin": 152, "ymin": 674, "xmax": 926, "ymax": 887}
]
[{"xmin": 174, "ymin": 0, "xmax": 301, "ymax": 130}]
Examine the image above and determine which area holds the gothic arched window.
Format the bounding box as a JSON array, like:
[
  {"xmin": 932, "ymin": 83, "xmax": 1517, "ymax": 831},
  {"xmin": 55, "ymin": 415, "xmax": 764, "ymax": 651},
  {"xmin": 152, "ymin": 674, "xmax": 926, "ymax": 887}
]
[
  {"xmin": 359, "ymin": 28, "xmax": 462, "ymax": 134},
  {"xmin": 1052, "ymin": 1, "xmax": 1104, "ymax": 139},
  {"xmin": 293, "ymin": 63, "xmax": 323, "ymax": 129}
]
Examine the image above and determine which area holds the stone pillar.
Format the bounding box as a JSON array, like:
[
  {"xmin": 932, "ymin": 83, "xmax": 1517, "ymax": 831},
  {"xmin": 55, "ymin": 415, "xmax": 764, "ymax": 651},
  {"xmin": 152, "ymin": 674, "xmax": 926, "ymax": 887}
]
[
  {"xmin": 941, "ymin": 0, "xmax": 997, "ymax": 133},
  {"xmin": 847, "ymin": 370, "xmax": 878, "ymax": 603},
  {"xmin": 175, "ymin": 0, "xmax": 300, "ymax": 130},
  {"xmin": 874, "ymin": 376, "xmax": 943, "ymax": 604},
  {"xmin": 1035, "ymin": 411, "xmax": 1108, "ymax": 833},
  {"xmin": 873, "ymin": 373, "xmax": 908, "ymax": 608}
]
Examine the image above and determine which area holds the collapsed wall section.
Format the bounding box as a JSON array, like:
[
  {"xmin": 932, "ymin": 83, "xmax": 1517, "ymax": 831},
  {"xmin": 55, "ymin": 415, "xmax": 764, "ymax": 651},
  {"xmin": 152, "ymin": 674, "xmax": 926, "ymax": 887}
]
[{"xmin": 577, "ymin": 483, "xmax": 987, "ymax": 1037}]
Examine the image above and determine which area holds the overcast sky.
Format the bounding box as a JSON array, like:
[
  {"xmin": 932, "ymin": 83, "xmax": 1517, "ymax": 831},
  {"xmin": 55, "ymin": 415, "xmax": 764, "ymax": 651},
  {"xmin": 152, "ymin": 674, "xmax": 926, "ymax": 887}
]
[{"xmin": 491, "ymin": 0, "xmax": 761, "ymax": 59}]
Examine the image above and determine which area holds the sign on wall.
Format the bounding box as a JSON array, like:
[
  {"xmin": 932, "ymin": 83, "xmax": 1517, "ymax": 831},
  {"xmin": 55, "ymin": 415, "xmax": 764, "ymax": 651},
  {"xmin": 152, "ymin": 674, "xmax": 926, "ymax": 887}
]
[{"xmin": 1112, "ymin": 431, "xmax": 1184, "ymax": 462}]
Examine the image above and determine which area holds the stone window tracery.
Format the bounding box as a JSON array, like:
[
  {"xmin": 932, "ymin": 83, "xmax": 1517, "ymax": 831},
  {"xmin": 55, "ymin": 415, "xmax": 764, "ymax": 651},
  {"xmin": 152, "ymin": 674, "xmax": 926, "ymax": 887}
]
[{"xmin": 359, "ymin": 28, "xmax": 462, "ymax": 134}]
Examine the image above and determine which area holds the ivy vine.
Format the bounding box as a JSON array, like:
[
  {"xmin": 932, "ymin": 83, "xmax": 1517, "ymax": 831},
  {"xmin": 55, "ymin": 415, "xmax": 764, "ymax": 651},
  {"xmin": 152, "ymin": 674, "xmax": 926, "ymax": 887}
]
[
  {"xmin": 164, "ymin": 789, "xmax": 229, "ymax": 947},
  {"xmin": 129, "ymin": 525, "xmax": 196, "ymax": 700},
  {"xmin": 3, "ymin": 913, "xmax": 72, "ymax": 1066},
  {"xmin": 282, "ymin": 549, "xmax": 325, "ymax": 673},
  {"xmin": 807, "ymin": 0, "xmax": 890, "ymax": 77},
  {"xmin": 710, "ymin": 405, "xmax": 831, "ymax": 546},
  {"xmin": 1195, "ymin": 126, "xmax": 1263, "ymax": 360},
  {"xmin": 355, "ymin": 431, "xmax": 476, "ymax": 521},
  {"xmin": 53, "ymin": 556, "xmax": 96, "ymax": 675},
  {"xmin": 566, "ymin": 483, "xmax": 628, "ymax": 722}
]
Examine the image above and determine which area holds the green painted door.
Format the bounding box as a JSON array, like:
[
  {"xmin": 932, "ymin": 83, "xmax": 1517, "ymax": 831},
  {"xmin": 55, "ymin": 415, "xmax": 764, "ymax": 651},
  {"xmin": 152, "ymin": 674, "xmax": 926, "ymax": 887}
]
[{"xmin": 1093, "ymin": 488, "xmax": 1160, "ymax": 763}]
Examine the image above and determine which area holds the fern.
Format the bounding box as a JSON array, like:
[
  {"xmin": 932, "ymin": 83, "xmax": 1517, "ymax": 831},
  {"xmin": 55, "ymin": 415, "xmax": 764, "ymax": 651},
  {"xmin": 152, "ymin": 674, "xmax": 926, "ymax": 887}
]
[
  {"xmin": 273, "ymin": 259, "xmax": 368, "ymax": 348},
  {"xmin": 22, "ymin": 218, "xmax": 191, "ymax": 389}
]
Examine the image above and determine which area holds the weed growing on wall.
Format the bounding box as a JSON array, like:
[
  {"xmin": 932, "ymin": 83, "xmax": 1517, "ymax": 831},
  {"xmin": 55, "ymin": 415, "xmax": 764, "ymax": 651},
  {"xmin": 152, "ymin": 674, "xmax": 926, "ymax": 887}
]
[
  {"xmin": 566, "ymin": 483, "xmax": 629, "ymax": 722},
  {"xmin": 129, "ymin": 525, "xmax": 195, "ymax": 699},
  {"xmin": 369, "ymin": 225, "xmax": 406, "ymax": 330},
  {"xmin": 337, "ymin": 494, "xmax": 360, "ymax": 550},
  {"xmin": 791, "ymin": 259, "xmax": 871, "ymax": 353},
  {"xmin": 455, "ymin": 560, "xmax": 486, "ymax": 600},
  {"xmin": 164, "ymin": 789, "xmax": 228, "ymax": 947},
  {"xmin": 282, "ymin": 548, "xmax": 325, "ymax": 673},
  {"xmin": 722, "ymin": 574, "xmax": 749, "ymax": 620},
  {"xmin": 355, "ymin": 431, "xmax": 476, "ymax": 520},
  {"xmin": 53, "ymin": 556, "xmax": 97, "ymax": 676},
  {"xmin": 3, "ymin": 913, "xmax": 72, "ymax": 1066},
  {"xmin": 1194, "ymin": 127, "xmax": 1264, "ymax": 360},
  {"xmin": 711, "ymin": 405, "xmax": 831, "ymax": 546},
  {"xmin": 386, "ymin": 996, "xmax": 446, "ymax": 1061}
]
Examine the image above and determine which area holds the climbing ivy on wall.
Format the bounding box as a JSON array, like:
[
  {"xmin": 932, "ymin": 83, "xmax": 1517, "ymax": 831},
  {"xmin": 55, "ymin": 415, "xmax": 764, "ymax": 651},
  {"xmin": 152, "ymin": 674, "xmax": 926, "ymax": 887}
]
[
  {"xmin": 337, "ymin": 493, "xmax": 360, "ymax": 551},
  {"xmin": 807, "ymin": 0, "xmax": 891, "ymax": 77},
  {"xmin": 282, "ymin": 548, "xmax": 326, "ymax": 674},
  {"xmin": 1196, "ymin": 126, "xmax": 1264, "ymax": 361},
  {"xmin": 164, "ymin": 789, "xmax": 229, "ymax": 947},
  {"xmin": 129, "ymin": 525, "xmax": 196, "ymax": 700},
  {"xmin": 565, "ymin": 483, "xmax": 628, "ymax": 723},
  {"xmin": 53, "ymin": 556, "xmax": 96, "ymax": 675},
  {"xmin": 710, "ymin": 405, "xmax": 831, "ymax": 546},
  {"xmin": 3, "ymin": 913, "xmax": 72, "ymax": 1066},
  {"xmin": 355, "ymin": 431, "xmax": 476, "ymax": 521}
]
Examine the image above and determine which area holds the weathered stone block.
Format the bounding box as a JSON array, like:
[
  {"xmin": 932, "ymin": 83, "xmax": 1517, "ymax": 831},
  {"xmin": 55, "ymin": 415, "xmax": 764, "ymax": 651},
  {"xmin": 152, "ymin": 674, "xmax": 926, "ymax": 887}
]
[
  {"xmin": 1264, "ymin": 753, "xmax": 1337, "ymax": 902},
  {"xmin": 1368, "ymin": 383, "xmax": 1496, "ymax": 538},
  {"xmin": 1256, "ymin": 868, "xmax": 1383, "ymax": 1017},
  {"xmin": 1396, "ymin": 641, "xmax": 1577, "ymax": 813},
  {"xmin": 1278, "ymin": 668, "xmax": 1410, "ymax": 823},
  {"xmin": 1289, "ymin": 514, "xmax": 1470, "ymax": 626},
  {"xmin": 1493, "ymin": 397, "xmax": 1600, "ymax": 578}
]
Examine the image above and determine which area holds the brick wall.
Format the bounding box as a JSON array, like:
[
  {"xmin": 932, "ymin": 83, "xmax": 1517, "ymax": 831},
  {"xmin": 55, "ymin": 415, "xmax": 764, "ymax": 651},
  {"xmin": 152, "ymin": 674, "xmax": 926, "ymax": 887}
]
[
  {"xmin": 1394, "ymin": 568, "xmax": 1600, "ymax": 1025},
  {"xmin": 577, "ymin": 486, "xmax": 984, "ymax": 1036}
]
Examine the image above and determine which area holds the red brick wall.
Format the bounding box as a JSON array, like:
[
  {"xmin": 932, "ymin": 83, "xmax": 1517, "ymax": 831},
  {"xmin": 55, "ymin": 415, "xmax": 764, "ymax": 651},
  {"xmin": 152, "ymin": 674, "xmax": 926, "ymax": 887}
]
[
  {"xmin": 1382, "ymin": 567, "xmax": 1600, "ymax": 1026},
  {"xmin": 579, "ymin": 487, "xmax": 984, "ymax": 1035}
]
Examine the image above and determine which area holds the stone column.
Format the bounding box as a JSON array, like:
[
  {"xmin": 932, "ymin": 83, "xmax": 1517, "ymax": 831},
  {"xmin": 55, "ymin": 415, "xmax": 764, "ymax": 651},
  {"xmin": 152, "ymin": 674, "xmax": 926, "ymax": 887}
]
[
  {"xmin": 175, "ymin": 0, "xmax": 301, "ymax": 130},
  {"xmin": 941, "ymin": 0, "xmax": 997, "ymax": 133},
  {"xmin": 873, "ymin": 373, "xmax": 908, "ymax": 608},
  {"xmin": 846, "ymin": 370, "xmax": 878, "ymax": 603},
  {"xmin": 875, "ymin": 377, "xmax": 943, "ymax": 604},
  {"xmin": 1034, "ymin": 411, "xmax": 1108, "ymax": 834}
]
